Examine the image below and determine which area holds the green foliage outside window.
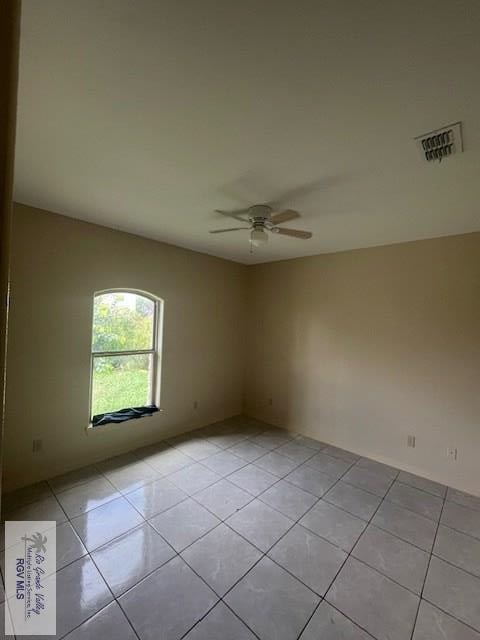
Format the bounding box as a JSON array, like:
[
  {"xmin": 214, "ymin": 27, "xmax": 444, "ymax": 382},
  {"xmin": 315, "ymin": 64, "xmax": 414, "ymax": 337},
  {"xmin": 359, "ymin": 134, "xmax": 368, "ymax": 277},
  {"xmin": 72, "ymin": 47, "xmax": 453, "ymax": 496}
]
[{"xmin": 91, "ymin": 292, "xmax": 156, "ymax": 416}]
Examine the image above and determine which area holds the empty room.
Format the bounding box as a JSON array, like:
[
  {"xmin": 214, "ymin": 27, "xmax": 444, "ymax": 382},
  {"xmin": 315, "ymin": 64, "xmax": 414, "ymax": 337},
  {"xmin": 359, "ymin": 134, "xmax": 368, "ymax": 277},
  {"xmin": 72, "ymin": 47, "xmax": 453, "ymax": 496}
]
[{"xmin": 1, "ymin": 1, "xmax": 479, "ymax": 639}]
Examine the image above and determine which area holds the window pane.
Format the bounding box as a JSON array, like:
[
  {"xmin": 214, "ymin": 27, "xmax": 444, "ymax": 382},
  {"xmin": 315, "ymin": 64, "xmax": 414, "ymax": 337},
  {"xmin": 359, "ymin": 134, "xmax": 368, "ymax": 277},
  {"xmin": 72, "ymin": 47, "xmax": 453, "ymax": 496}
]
[
  {"xmin": 92, "ymin": 292, "xmax": 155, "ymax": 352},
  {"xmin": 91, "ymin": 353, "xmax": 153, "ymax": 416}
]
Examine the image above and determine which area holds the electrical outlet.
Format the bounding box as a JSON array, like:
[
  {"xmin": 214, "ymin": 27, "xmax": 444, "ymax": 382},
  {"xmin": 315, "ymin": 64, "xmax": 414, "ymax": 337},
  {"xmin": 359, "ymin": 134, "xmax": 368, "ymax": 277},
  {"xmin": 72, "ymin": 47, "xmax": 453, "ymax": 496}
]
[
  {"xmin": 447, "ymin": 447, "xmax": 458, "ymax": 461},
  {"xmin": 32, "ymin": 439, "xmax": 43, "ymax": 453},
  {"xmin": 407, "ymin": 435, "xmax": 416, "ymax": 448},
  {"xmin": 193, "ymin": 400, "xmax": 198, "ymax": 410}
]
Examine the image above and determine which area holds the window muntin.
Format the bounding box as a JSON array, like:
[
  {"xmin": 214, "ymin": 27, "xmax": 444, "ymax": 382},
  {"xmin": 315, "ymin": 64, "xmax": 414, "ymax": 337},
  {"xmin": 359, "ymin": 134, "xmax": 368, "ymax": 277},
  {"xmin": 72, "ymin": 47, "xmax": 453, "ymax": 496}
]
[{"xmin": 90, "ymin": 291, "xmax": 158, "ymax": 421}]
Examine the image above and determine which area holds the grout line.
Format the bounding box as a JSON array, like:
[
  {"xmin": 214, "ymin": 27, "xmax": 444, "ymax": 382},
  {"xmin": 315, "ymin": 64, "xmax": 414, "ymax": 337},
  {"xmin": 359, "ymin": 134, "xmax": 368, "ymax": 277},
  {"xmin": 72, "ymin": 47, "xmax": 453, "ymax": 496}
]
[
  {"xmin": 294, "ymin": 467, "xmax": 399, "ymax": 639},
  {"xmin": 408, "ymin": 474, "xmax": 447, "ymax": 640},
  {"xmin": 418, "ymin": 596, "xmax": 480, "ymax": 635},
  {"xmin": 3, "ymin": 419, "xmax": 480, "ymax": 639},
  {"xmin": 171, "ymin": 437, "xmax": 347, "ymax": 638}
]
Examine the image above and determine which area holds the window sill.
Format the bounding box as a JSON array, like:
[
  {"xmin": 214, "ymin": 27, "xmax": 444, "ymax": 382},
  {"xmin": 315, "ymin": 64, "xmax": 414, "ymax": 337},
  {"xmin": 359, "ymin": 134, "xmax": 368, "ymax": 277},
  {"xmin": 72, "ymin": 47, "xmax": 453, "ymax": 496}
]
[{"xmin": 86, "ymin": 406, "xmax": 164, "ymax": 432}]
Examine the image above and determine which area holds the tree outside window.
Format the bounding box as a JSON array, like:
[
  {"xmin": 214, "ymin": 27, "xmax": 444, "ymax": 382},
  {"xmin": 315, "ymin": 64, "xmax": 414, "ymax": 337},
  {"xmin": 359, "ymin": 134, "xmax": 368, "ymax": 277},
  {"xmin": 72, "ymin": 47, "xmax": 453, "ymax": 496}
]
[{"xmin": 90, "ymin": 290, "xmax": 161, "ymax": 420}]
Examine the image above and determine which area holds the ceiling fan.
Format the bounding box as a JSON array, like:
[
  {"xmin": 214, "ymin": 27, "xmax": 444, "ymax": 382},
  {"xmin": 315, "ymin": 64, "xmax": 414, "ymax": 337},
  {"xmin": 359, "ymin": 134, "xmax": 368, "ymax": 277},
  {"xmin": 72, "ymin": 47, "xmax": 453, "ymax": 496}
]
[{"xmin": 209, "ymin": 204, "xmax": 313, "ymax": 248}]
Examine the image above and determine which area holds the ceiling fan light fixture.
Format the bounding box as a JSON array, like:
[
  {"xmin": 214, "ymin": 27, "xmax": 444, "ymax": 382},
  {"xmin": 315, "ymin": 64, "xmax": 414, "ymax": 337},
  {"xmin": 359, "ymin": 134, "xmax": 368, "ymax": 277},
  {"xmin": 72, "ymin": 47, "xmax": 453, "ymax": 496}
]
[{"xmin": 250, "ymin": 228, "xmax": 268, "ymax": 247}]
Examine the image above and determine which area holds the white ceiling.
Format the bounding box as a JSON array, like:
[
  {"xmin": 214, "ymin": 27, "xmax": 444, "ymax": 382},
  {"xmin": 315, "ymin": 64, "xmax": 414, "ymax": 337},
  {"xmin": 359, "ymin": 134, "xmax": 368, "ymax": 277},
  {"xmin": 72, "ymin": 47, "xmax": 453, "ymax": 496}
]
[{"xmin": 14, "ymin": 0, "xmax": 480, "ymax": 264}]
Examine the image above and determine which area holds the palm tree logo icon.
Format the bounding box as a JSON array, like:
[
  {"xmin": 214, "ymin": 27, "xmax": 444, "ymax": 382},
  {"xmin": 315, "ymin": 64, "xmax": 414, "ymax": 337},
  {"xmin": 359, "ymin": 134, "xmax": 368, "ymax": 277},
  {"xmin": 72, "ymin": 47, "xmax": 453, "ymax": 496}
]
[{"xmin": 22, "ymin": 532, "xmax": 47, "ymax": 554}]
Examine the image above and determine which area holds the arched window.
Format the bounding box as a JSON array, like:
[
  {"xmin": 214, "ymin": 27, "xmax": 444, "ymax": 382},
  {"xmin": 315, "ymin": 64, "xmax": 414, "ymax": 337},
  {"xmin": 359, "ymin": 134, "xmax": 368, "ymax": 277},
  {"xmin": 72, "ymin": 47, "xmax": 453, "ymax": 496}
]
[{"xmin": 90, "ymin": 290, "xmax": 162, "ymax": 426}]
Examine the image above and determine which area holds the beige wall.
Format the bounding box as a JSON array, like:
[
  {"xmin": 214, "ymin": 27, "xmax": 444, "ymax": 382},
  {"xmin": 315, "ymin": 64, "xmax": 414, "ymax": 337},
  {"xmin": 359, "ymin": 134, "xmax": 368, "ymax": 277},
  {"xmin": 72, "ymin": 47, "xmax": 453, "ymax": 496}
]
[
  {"xmin": 3, "ymin": 204, "xmax": 247, "ymax": 490},
  {"xmin": 245, "ymin": 233, "xmax": 480, "ymax": 497},
  {"xmin": 4, "ymin": 207, "xmax": 480, "ymax": 497}
]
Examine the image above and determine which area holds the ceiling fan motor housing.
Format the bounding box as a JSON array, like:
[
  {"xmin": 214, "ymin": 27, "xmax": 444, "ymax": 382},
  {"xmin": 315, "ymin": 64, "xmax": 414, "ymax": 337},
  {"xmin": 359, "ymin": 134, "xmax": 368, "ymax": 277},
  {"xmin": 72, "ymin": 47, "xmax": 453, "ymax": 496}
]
[{"xmin": 248, "ymin": 204, "xmax": 272, "ymax": 225}]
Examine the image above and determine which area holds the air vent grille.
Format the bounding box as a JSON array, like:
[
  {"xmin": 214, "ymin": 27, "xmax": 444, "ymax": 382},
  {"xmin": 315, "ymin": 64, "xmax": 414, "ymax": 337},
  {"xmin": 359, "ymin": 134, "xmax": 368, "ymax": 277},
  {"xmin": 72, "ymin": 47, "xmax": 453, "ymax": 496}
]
[{"xmin": 415, "ymin": 122, "xmax": 463, "ymax": 162}]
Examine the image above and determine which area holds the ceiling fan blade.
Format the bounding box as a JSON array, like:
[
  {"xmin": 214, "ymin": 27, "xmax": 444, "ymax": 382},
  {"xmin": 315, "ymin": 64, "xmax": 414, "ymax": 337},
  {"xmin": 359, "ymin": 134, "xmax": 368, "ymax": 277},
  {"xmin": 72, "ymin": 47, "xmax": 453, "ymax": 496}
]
[
  {"xmin": 214, "ymin": 209, "xmax": 250, "ymax": 223},
  {"xmin": 271, "ymin": 227, "xmax": 312, "ymax": 239},
  {"xmin": 269, "ymin": 209, "xmax": 300, "ymax": 224},
  {"xmin": 209, "ymin": 227, "xmax": 250, "ymax": 234}
]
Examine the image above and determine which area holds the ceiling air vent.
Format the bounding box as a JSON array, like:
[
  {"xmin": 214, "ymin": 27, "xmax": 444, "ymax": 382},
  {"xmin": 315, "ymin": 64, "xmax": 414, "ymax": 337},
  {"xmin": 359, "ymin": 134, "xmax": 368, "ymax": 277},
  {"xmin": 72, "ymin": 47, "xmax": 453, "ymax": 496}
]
[{"xmin": 415, "ymin": 122, "xmax": 463, "ymax": 162}]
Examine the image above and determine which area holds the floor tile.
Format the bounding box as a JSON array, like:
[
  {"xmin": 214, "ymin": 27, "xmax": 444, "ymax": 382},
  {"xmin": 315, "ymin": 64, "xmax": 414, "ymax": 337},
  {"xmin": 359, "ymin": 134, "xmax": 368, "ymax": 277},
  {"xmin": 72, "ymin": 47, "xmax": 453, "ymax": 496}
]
[
  {"xmin": 251, "ymin": 432, "xmax": 291, "ymax": 451},
  {"xmin": 447, "ymin": 488, "xmax": 480, "ymax": 513},
  {"xmin": 119, "ymin": 556, "xmax": 218, "ymax": 640},
  {"xmin": 300, "ymin": 600, "xmax": 373, "ymax": 639},
  {"xmin": 174, "ymin": 439, "xmax": 222, "ymax": 461},
  {"xmin": 64, "ymin": 601, "xmax": 137, "ymax": 640},
  {"xmin": 259, "ymin": 480, "xmax": 317, "ymax": 520},
  {"xmin": 206, "ymin": 432, "xmax": 250, "ymax": 449},
  {"xmin": 198, "ymin": 421, "xmax": 229, "ymax": 437},
  {"xmin": 284, "ymin": 465, "xmax": 337, "ymax": 497},
  {"xmin": 96, "ymin": 452, "xmax": 139, "ymax": 473},
  {"xmin": 423, "ymin": 556, "xmax": 480, "ymax": 631},
  {"xmin": 202, "ymin": 451, "xmax": 246, "ymax": 476},
  {"xmin": 322, "ymin": 446, "xmax": 360, "ymax": 463},
  {"xmin": 387, "ymin": 482, "xmax": 443, "ymax": 521},
  {"xmin": 143, "ymin": 448, "xmax": 195, "ymax": 476},
  {"xmin": 13, "ymin": 424, "xmax": 480, "ymax": 640},
  {"xmin": 3, "ymin": 482, "xmax": 53, "ymax": 512},
  {"xmin": 56, "ymin": 521, "xmax": 88, "ymax": 571},
  {"xmin": 228, "ymin": 464, "xmax": 278, "ymax": 496},
  {"xmin": 71, "ymin": 496, "xmax": 144, "ymax": 551},
  {"xmin": 413, "ymin": 600, "xmax": 480, "ymax": 640},
  {"xmin": 182, "ymin": 524, "xmax": 262, "ymax": 596},
  {"xmin": 293, "ymin": 435, "xmax": 327, "ymax": 451},
  {"xmin": 255, "ymin": 451, "xmax": 300, "ymax": 478},
  {"xmin": 52, "ymin": 556, "xmax": 113, "ymax": 638},
  {"xmin": 92, "ymin": 522, "xmax": 175, "ymax": 596},
  {"xmin": 183, "ymin": 601, "xmax": 256, "ymax": 639},
  {"xmin": 194, "ymin": 479, "xmax": 252, "ymax": 519},
  {"xmin": 441, "ymin": 500, "xmax": 480, "ymax": 539},
  {"xmin": 229, "ymin": 440, "xmax": 269, "ymax": 462},
  {"xmin": 48, "ymin": 465, "xmax": 101, "ymax": 493},
  {"xmin": 167, "ymin": 432, "xmax": 202, "ymax": 447},
  {"xmin": 327, "ymin": 557, "xmax": 419, "ymax": 640},
  {"xmin": 227, "ymin": 499, "xmax": 293, "ymax": 552},
  {"xmin": 133, "ymin": 441, "xmax": 170, "ymax": 462},
  {"xmin": 306, "ymin": 452, "xmax": 352, "ymax": 479},
  {"xmin": 3, "ymin": 495, "xmax": 67, "ymax": 527},
  {"xmin": 342, "ymin": 466, "xmax": 393, "ymax": 497},
  {"xmin": 168, "ymin": 463, "xmax": 221, "ymax": 495},
  {"xmin": 434, "ymin": 524, "xmax": 480, "ymax": 577},
  {"xmin": 126, "ymin": 477, "xmax": 187, "ymax": 518},
  {"xmin": 269, "ymin": 524, "xmax": 347, "ymax": 596},
  {"xmin": 300, "ymin": 500, "xmax": 367, "ymax": 552},
  {"xmin": 372, "ymin": 500, "xmax": 437, "ymax": 551},
  {"xmin": 397, "ymin": 471, "xmax": 446, "ymax": 498},
  {"xmin": 352, "ymin": 524, "xmax": 429, "ymax": 594},
  {"xmin": 226, "ymin": 556, "xmax": 320, "ymax": 640},
  {"xmin": 355, "ymin": 457, "xmax": 398, "ymax": 479},
  {"xmin": 275, "ymin": 441, "xmax": 317, "ymax": 464},
  {"xmin": 149, "ymin": 497, "xmax": 220, "ymax": 552},
  {"xmin": 56, "ymin": 477, "xmax": 120, "ymax": 519},
  {"xmin": 102, "ymin": 460, "xmax": 160, "ymax": 494},
  {"xmin": 1, "ymin": 603, "xmax": 16, "ymax": 639},
  {"xmin": 324, "ymin": 481, "xmax": 381, "ymax": 521}
]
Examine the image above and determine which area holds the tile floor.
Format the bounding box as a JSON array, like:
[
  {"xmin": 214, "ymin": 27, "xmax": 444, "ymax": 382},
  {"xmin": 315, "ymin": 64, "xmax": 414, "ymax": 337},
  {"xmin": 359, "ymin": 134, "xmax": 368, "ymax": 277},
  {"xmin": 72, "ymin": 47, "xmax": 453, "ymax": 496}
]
[{"xmin": 1, "ymin": 415, "xmax": 480, "ymax": 639}]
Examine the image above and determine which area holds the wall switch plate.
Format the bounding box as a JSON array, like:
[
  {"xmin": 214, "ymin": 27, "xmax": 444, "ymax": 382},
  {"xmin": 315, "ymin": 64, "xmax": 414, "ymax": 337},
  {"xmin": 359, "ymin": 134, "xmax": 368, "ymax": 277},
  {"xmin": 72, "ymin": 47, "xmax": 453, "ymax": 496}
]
[
  {"xmin": 193, "ymin": 400, "xmax": 198, "ymax": 409},
  {"xmin": 407, "ymin": 435, "xmax": 416, "ymax": 448},
  {"xmin": 32, "ymin": 439, "xmax": 43, "ymax": 453},
  {"xmin": 268, "ymin": 398, "xmax": 273, "ymax": 406}
]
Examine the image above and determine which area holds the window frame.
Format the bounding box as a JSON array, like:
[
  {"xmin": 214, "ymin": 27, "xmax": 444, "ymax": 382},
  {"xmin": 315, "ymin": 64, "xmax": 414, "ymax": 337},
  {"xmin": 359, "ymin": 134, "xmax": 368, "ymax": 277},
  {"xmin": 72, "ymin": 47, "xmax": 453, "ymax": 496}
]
[{"xmin": 89, "ymin": 288, "xmax": 162, "ymax": 425}]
